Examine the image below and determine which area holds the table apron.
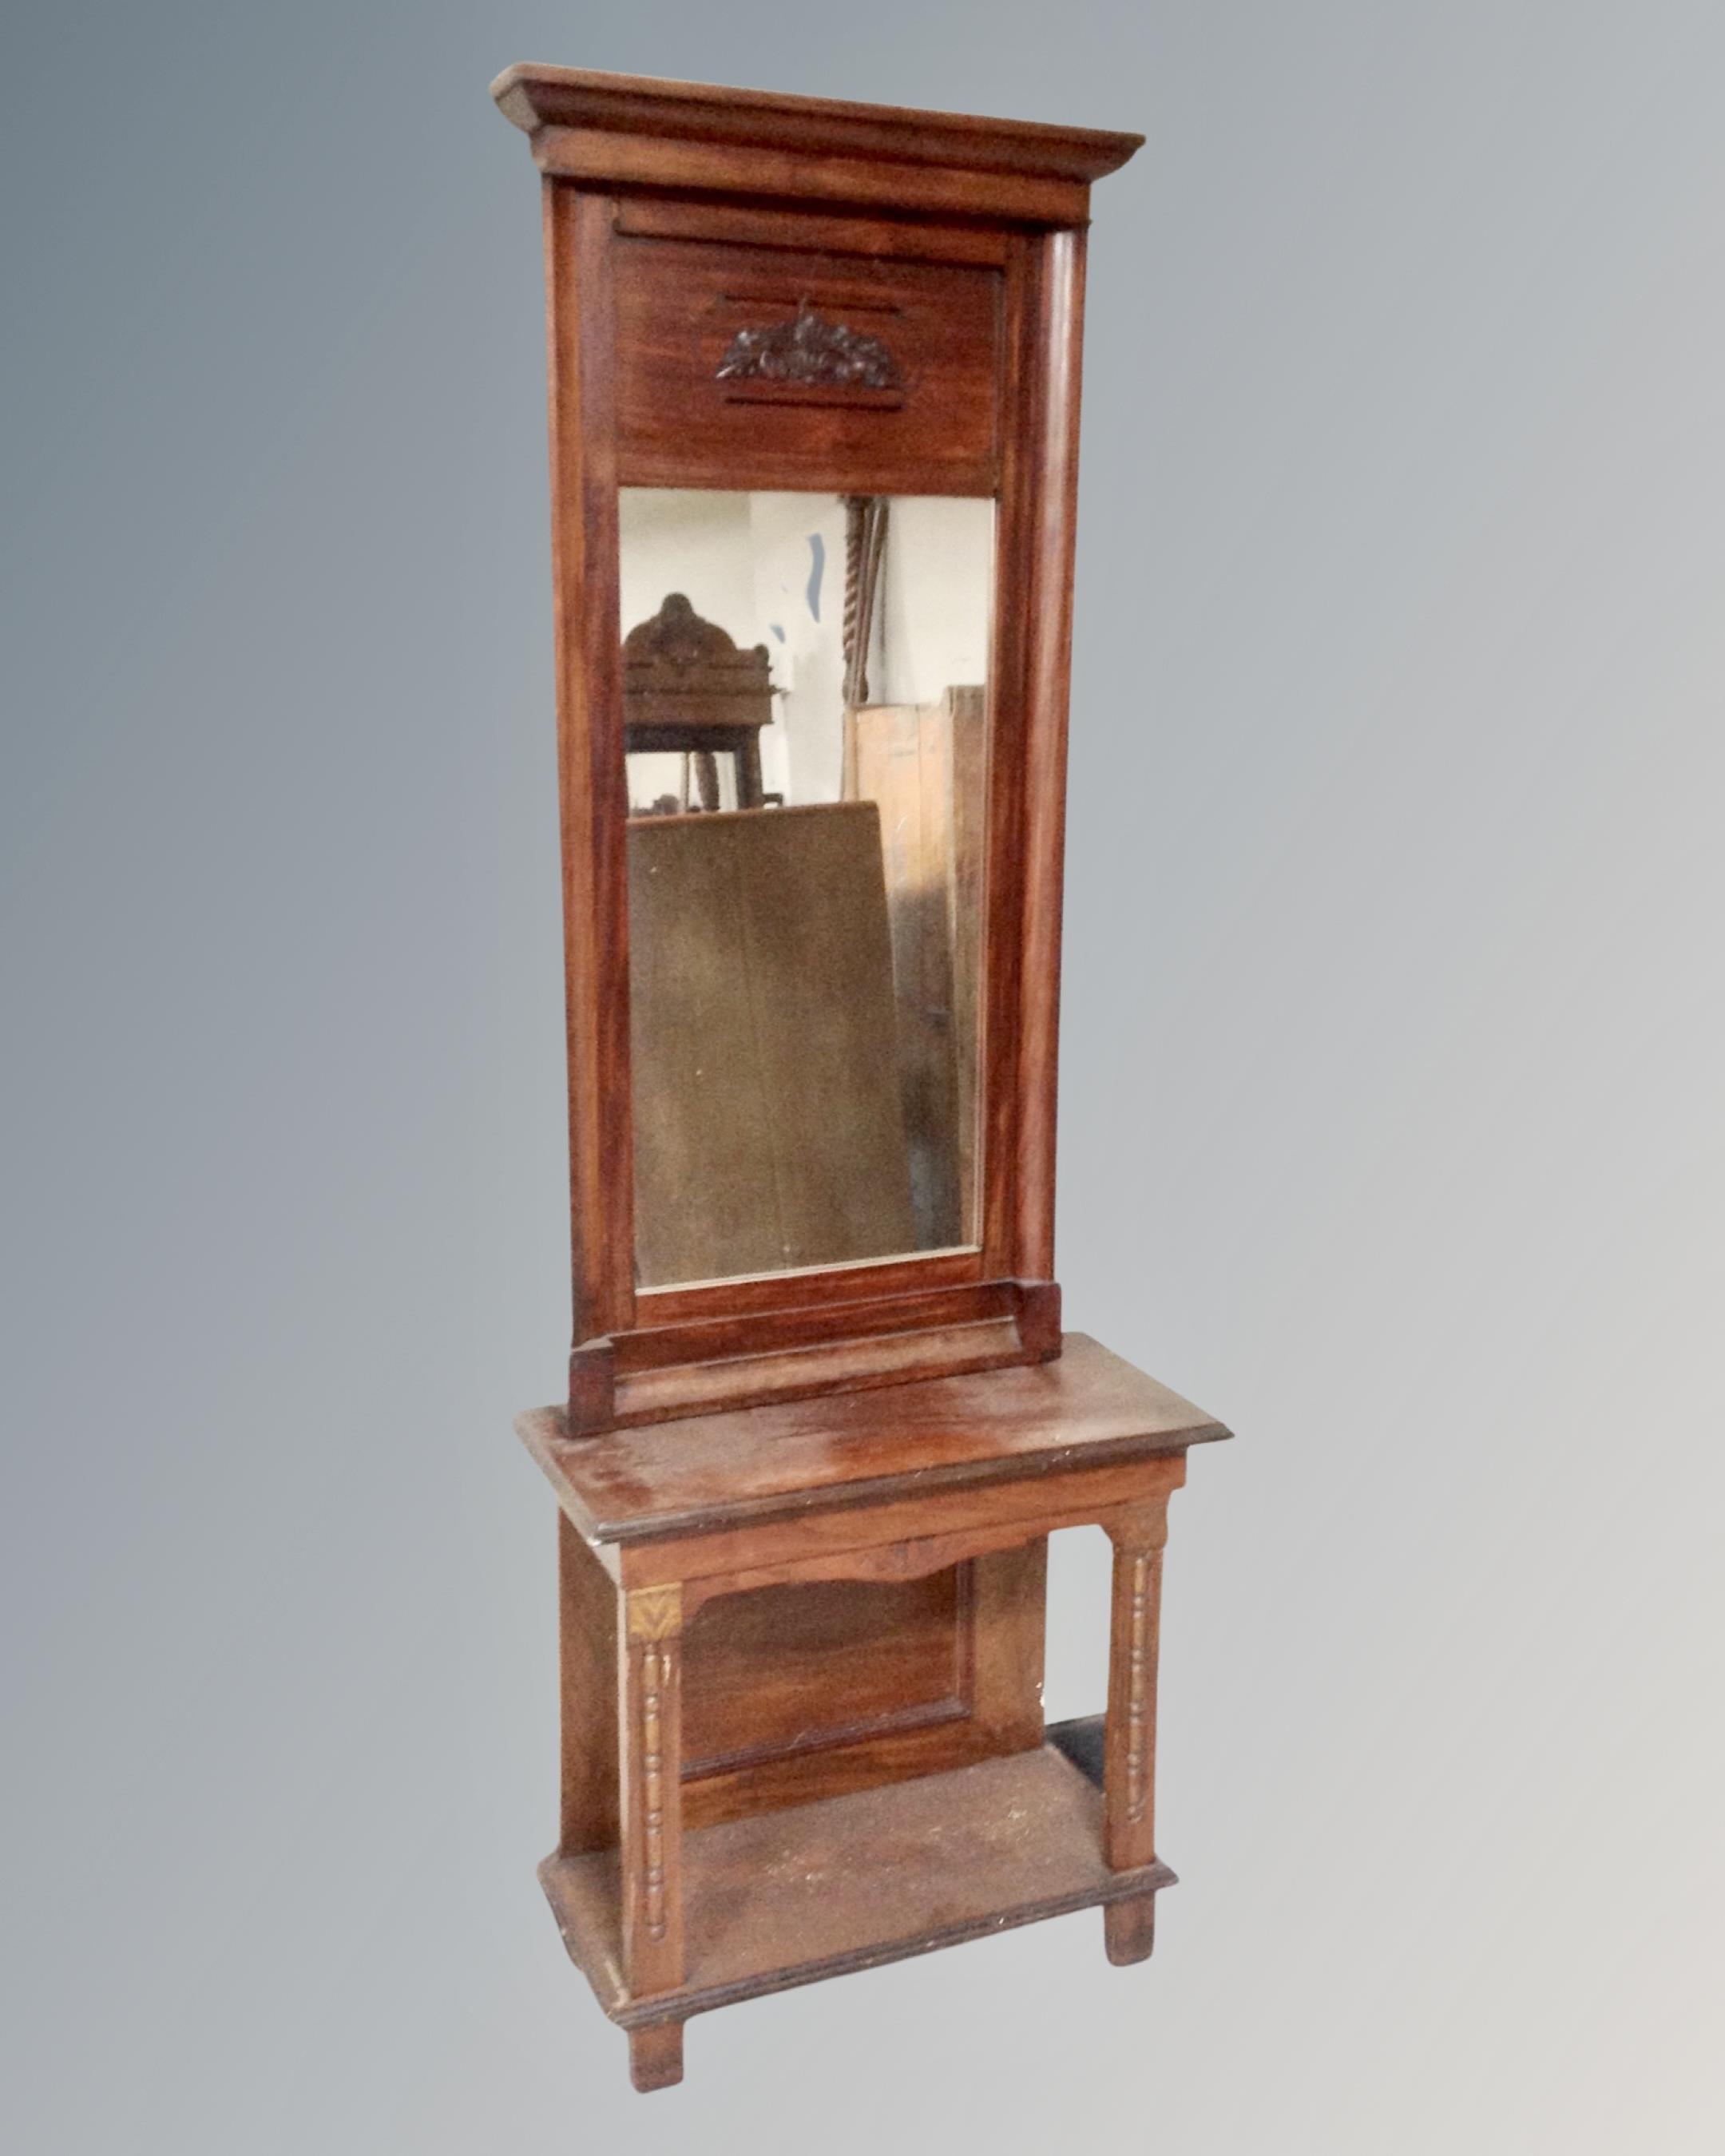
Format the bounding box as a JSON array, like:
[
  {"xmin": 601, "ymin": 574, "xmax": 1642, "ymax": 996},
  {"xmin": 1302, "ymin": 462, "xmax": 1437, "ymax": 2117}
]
[{"xmin": 610, "ymin": 1451, "xmax": 1188, "ymax": 1594}]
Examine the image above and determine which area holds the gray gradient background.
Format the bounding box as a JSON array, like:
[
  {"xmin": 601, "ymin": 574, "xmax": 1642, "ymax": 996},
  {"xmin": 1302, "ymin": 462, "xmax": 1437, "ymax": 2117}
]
[{"xmin": 4, "ymin": 4, "xmax": 1722, "ymax": 2150}]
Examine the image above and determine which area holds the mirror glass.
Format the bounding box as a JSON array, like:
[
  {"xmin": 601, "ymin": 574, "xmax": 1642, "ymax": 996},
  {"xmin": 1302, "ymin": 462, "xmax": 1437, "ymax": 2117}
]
[{"xmin": 621, "ymin": 489, "xmax": 994, "ymax": 1290}]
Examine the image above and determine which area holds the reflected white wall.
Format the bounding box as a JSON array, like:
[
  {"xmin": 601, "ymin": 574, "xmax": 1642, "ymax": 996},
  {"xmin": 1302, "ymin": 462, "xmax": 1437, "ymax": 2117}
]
[
  {"xmin": 617, "ymin": 489, "xmax": 993, "ymax": 806},
  {"xmin": 875, "ymin": 496, "xmax": 995, "ymax": 707}
]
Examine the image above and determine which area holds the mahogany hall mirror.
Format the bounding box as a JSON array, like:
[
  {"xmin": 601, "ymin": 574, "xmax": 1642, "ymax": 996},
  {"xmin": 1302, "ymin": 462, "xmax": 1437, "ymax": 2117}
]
[
  {"xmin": 498, "ymin": 66, "xmax": 1235, "ymax": 2101},
  {"xmin": 498, "ymin": 68, "xmax": 1134, "ymax": 1436}
]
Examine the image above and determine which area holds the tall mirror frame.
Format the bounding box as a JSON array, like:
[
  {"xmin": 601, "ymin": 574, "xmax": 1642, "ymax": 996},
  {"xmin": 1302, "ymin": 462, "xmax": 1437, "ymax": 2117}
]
[{"xmin": 498, "ymin": 67, "xmax": 1141, "ymax": 1431}]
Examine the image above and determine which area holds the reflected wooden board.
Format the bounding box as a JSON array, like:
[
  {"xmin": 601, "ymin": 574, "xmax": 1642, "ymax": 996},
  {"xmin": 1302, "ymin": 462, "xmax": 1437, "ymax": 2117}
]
[
  {"xmin": 847, "ymin": 685, "xmax": 986, "ymax": 1248},
  {"xmin": 628, "ymin": 801, "xmax": 917, "ymax": 1286}
]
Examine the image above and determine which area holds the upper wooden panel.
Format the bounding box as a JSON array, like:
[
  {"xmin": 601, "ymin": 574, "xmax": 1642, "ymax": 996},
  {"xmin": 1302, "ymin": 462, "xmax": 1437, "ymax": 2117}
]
[
  {"xmin": 613, "ymin": 233, "xmax": 1001, "ymax": 493},
  {"xmin": 491, "ymin": 65, "xmax": 1143, "ymax": 224},
  {"xmin": 520, "ymin": 1334, "xmax": 1231, "ymax": 1545}
]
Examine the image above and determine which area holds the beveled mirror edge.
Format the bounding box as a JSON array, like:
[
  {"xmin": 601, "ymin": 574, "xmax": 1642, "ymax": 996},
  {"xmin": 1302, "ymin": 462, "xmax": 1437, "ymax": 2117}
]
[{"xmin": 639, "ymin": 1245, "xmax": 985, "ymax": 1307}]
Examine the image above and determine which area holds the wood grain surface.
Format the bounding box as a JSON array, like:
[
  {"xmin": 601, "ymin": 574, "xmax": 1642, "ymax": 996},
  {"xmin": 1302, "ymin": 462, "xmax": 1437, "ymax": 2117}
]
[
  {"xmin": 493, "ymin": 65, "xmax": 1141, "ymax": 224},
  {"xmin": 613, "ymin": 235, "xmax": 1001, "ymax": 496},
  {"xmin": 517, "ymin": 97, "xmax": 1130, "ymax": 1424},
  {"xmin": 520, "ymin": 1333, "xmax": 1229, "ymax": 1546},
  {"xmin": 541, "ymin": 1741, "xmax": 1176, "ymax": 2028},
  {"xmin": 495, "ymin": 70, "xmax": 1213, "ymax": 2099}
]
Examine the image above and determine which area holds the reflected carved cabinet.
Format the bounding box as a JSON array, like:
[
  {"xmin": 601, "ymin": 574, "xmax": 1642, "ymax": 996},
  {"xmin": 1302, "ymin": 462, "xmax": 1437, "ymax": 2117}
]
[{"xmin": 493, "ymin": 64, "xmax": 1231, "ymax": 2091}]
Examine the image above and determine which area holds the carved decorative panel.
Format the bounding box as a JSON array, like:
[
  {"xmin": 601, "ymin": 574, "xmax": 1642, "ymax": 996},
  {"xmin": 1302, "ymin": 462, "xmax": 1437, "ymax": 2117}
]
[{"xmin": 716, "ymin": 300, "xmax": 902, "ymax": 390}]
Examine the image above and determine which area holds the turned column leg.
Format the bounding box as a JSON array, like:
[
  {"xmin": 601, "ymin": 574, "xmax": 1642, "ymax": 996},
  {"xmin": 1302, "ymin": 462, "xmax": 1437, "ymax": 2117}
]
[
  {"xmin": 1102, "ymin": 1493, "xmax": 1171, "ymax": 1964},
  {"xmin": 619, "ymin": 1583, "xmax": 685, "ymax": 2087}
]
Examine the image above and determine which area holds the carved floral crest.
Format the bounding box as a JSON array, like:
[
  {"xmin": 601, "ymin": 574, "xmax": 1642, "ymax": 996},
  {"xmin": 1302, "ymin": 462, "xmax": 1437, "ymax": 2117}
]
[{"xmin": 715, "ymin": 300, "xmax": 902, "ymax": 390}]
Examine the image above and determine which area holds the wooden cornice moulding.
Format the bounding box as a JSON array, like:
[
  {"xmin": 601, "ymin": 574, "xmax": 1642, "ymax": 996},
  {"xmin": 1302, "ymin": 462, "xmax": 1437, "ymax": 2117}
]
[{"xmin": 490, "ymin": 64, "xmax": 1144, "ymax": 222}]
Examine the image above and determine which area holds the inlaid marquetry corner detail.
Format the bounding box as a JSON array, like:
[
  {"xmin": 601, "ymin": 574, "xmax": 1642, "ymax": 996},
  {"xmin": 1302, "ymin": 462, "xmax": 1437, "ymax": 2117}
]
[
  {"xmin": 625, "ymin": 1585, "xmax": 682, "ymax": 1954},
  {"xmin": 636, "ymin": 1631, "xmax": 676, "ymax": 1944},
  {"xmin": 1105, "ymin": 1494, "xmax": 1170, "ymax": 1849},
  {"xmin": 625, "ymin": 1583, "xmax": 684, "ymax": 1642},
  {"xmin": 1122, "ymin": 1548, "xmax": 1155, "ymax": 1825}
]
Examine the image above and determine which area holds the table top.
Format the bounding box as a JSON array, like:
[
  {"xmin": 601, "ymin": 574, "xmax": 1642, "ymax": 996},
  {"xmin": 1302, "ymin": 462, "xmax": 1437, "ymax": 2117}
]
[{"xmin": 518, "ymin": 1333, "xmax": 1230, "ymax": 1547}]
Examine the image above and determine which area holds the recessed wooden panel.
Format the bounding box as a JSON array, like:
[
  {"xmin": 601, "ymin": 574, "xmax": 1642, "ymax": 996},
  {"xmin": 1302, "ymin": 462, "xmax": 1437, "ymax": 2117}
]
[
  {"xmin": 681, "ymin": 1570, "xmax": 966, "ymax": 1776},
  {"xmin": 676, "ymin": 1543, "xmax": 1048, "ymax": 1829},
  {"xmin": 612, "ymin": 234, "xmax": 1001, "ymax": 495}
]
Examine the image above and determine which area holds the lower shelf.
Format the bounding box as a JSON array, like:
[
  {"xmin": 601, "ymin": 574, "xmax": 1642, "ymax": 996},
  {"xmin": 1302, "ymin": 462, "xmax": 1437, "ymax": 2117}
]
[{"xmin": 541, "ymin": 1732, "xmax": 1175, "ymax": 2028}]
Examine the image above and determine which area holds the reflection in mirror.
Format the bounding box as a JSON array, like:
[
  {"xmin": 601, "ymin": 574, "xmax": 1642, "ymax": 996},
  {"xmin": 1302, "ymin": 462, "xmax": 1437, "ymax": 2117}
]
[{"xmin": 621, "ymin": 489, "xmax": 994, "ymax": 1290}]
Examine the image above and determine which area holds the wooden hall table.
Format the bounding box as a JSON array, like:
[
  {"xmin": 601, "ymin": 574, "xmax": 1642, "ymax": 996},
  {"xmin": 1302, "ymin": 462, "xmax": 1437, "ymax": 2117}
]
[{"xmin": 518, "ymin": 1333, "xmax": 1230, "ymax": 2091}]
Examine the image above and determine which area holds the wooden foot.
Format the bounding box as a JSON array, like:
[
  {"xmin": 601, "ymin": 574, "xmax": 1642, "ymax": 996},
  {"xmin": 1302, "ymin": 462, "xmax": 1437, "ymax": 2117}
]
[
  {"xmin": 628, "ymin": 2019, "xmax": 684, "ymax": 2092},
  {"xmin": 1104, "ymin": 1892, "xmax": 1157, "ymax": 1965}
]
